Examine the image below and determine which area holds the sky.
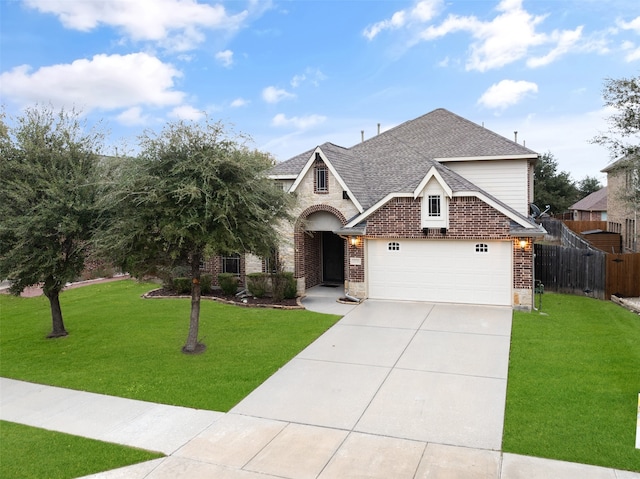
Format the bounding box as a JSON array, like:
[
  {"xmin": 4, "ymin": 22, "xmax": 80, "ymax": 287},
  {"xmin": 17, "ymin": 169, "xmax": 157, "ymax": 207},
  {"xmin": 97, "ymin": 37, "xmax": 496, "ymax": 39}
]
[{"xmin": 1, "ymin": 0, "xmax": 639, "ymax": 184}]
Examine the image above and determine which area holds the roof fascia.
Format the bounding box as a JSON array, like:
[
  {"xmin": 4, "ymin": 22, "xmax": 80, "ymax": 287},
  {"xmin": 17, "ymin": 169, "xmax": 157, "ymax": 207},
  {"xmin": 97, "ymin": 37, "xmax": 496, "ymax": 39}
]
[
  {"xmin": 345, "ymin": 193, "xmax": 413, "ymax": 228},
  {"xmin": 436, "ymin": 154, "xmax": 538, "ymax": 162},
  {"xmin": 289, "ymin": 147, "xmax": 364, "ymax": 213},
  {"xmin": 453, "ymin": 191, "xmax": 534, "ymax": 229},
  {"xmin": 268, "ymin": 174, "xmax": 298, "ymax": 180},
  {"xmin": 413, "ymin": 166, "xmax": 453, "ymax": 199}
]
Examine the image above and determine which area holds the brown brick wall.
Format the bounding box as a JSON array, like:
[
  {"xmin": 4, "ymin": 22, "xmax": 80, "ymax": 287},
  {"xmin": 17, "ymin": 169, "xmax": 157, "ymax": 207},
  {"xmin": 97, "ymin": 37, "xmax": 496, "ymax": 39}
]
[
  {"xmin": 513, "ymin": 239, "xmax": 533, "ymax": 289},
  {"xmin": 366, "ymin": 196, "xmax": 511, "ymax": 239}
]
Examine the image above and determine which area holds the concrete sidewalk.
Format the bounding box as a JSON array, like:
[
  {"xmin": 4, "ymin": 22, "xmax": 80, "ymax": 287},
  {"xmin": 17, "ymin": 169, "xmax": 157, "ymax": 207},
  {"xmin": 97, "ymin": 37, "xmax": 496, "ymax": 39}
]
[{"xmin": 1, "ymin": 287, "xmax": 638, "ymax": 478}]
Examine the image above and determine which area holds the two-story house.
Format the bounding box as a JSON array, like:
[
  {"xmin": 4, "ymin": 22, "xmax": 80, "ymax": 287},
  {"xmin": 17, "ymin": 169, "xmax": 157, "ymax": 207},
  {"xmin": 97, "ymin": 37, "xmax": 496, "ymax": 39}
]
[{"xmin": 264, "ymin": 108, "xmax": 545, "ymax": 310}]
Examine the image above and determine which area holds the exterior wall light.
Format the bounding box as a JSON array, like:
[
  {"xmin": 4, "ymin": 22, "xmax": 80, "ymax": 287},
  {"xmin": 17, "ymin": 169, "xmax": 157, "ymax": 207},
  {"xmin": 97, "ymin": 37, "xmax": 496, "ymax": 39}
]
[
  {"xmin": 519, "ymin": 239, "xmax": 528, "ymax": 250},
  {"xmin": 350, "ymin": 236, "xmax": 360, "ymax": 247}
]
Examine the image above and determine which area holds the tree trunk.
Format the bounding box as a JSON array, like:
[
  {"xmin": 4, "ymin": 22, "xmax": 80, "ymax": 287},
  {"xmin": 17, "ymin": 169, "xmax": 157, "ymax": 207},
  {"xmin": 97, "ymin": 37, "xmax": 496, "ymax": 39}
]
[
  {"xmin": 183, "ymin": 252, "xmax": 204, "ymax": 354},
  {"xmin": 45, "ymin": 288, "xmax": 68, "ymax": 338}
]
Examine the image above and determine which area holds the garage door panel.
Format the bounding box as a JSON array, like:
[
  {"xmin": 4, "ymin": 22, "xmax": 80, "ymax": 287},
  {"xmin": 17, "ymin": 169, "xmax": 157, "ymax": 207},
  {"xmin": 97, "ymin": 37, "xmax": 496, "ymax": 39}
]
[{"xmin": 367, "ymin": 240, "xmax": 511, "ymax": 306}]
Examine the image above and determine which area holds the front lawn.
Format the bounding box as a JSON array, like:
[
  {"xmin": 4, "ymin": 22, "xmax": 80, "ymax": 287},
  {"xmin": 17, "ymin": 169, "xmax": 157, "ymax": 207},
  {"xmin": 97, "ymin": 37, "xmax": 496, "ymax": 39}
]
[
  {"xmin": 0, "ymin": 421, "xmax": 163, "ymax": 479},
  {"xmin": 504, "ymin": 293, "xmax": 640, "ymax": 472},
  {"xmin": 0, "ymin": 280, "xmax": 340, "ymax": 411}
]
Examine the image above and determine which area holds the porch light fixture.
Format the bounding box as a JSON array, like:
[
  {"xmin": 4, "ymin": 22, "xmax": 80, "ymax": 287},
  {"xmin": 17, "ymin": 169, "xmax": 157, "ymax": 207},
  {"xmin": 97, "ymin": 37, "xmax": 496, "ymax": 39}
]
[
  {"xmin": 350, "ymin": 236, "xmax": 361, "ymax": 247},
  {"xmin": 519, "ymin": 239, "xmax": 527, "ymax": 250}
]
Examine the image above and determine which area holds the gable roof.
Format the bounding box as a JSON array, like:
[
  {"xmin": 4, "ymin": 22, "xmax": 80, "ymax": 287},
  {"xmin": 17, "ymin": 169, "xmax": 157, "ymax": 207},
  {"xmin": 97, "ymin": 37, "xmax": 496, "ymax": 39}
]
[
  {"xmin": 569, "ymin": 187, "xmax": 607, "ymax": 211},
  {"xmin": 270, "ymin": 108, "xmax": 542, "ymax": 233},
  {"xmin": 271, "ymin": 108, "xmax": 536, "ymax": 209}
]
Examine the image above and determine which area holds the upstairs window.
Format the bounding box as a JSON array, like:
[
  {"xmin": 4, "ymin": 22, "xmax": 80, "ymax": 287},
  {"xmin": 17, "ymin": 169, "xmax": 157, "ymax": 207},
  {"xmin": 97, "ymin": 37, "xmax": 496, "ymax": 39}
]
[
  {"xmin": 428, "ymin": 195, "xmax": 441, "ymax": 217},
  {"xmin": 314, "ymin": 153, "xmax": 328, "ymax": 194}
]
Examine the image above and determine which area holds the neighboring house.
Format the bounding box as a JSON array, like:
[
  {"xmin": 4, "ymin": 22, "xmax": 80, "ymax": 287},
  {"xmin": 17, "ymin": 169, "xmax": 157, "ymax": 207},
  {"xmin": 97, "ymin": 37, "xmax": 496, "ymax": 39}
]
[
  {"xmin": 602, "ymin": 157, "xmax": 639, "ymax": 253},
  {"xmin": 260, "ymin": 108, "xmax": 545, "ymax": 310},
  {"xmin": 568, "ymin": 187, "xmax": 607, "ymax": 221}
]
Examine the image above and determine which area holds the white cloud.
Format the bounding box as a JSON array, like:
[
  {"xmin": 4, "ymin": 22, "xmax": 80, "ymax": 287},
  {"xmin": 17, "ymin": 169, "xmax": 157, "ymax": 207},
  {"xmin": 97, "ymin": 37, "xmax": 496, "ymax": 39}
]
[
  {"xmin": 290, "ymin": 68, "xmax": 327, "ymax": 88},
  {"xmin": 169, "ymin": 105, "xmax": 205, "ymax": 120},
  {"xmin": 262, "ymin": 86, "xmax": 295, "ymax": 104},
  {"xmin": 116, "ymin": 106, "xmax": 150, "ymax": 126},
  {"xmin": 271, "ymin": 113, "xmax": 326, "ymax": 130},
  {"xmin": 24, "ymin": 0, "xmax": 250, "ymax": 51},
  {"xmin": 377, "ymin": 0, "xmax": 586, "ymax": 71},
  {"xmin": 527, "ymin": 26, "xmax": 583, "ymax": 68},
  {"xmin": 477, "ymin": 79, "xmax": 538, "ymax": 110},
  {"xmin": 618, "ymin": 16, "xmax": 640, "ymax": 34},
  {"xmin": 0, "ymin": 52, "xmax": 185, "ymax": 111},
  {"xmin": 215, "ymin": 49, "xmax": 234, "ymax": 67},
  {"xmin": 622, "ymin": 41, "xmax": 640, "ymax": 62},
  {"xmin": 363, "ymin": 0, "xmax": 443, "ymax": 40},
  {"xmin": 230, "ymin": 97, "xmax": 249, "ymax": 108}
]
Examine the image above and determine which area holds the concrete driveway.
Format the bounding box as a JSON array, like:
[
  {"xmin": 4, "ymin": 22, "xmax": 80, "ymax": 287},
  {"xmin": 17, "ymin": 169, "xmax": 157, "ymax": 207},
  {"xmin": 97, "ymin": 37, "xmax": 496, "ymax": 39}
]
[{"xmin": 231, "ymin": 300, "xmax": 511, "ymax": 450}]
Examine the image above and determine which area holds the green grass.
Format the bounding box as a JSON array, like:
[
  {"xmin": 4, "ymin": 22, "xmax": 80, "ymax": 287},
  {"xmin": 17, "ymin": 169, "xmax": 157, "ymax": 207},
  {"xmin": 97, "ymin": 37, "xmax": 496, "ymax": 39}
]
[
  {"xmin": 0, "ymin": 420, "xmax": 163, "ymax": 479},
  {"xmin": 0, "ymin": 280, "xmax": 340, "ymax": 411},
  {"xmin": 504, "ymin": 293, "xmax": 640, "ymax": 472}
]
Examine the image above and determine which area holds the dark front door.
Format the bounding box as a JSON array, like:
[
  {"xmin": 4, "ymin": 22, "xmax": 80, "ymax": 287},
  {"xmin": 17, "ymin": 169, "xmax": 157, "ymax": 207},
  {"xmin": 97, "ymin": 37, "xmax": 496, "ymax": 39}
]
[{"xmin": 322, "ymin": 232, "xmax": 344, "ymax": 283}]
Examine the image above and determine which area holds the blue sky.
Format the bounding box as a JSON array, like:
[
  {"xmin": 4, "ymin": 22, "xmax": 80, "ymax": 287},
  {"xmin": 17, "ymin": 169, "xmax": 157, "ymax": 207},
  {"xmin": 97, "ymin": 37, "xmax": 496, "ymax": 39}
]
[{"xmin": 1, "ymin": 0, "xmax": 639, "ymax": 183}]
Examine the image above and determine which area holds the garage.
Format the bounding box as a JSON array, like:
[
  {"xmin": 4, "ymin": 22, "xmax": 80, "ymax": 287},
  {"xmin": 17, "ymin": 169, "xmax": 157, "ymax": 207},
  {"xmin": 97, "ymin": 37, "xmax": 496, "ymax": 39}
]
[{"xmin": 367, "ymin": 239, "xmax": 512, "ymax": 306}]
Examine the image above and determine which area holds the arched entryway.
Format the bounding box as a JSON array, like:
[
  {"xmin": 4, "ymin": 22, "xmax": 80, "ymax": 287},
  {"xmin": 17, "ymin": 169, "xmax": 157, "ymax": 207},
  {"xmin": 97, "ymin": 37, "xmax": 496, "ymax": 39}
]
[{"xmin": 295, "ymin": 206, "xmax": 347, "ymax": 290}]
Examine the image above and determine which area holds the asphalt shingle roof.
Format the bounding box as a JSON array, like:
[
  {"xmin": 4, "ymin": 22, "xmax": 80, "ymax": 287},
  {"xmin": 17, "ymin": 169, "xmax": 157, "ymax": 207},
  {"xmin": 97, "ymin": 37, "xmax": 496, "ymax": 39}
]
[
  {"xmin": 569, "ymin": 187, "xmax": 607, "ymax": 211},
  {"xmin": 270, "ymin": 108, "xmax": 538, "ymax": 214}
]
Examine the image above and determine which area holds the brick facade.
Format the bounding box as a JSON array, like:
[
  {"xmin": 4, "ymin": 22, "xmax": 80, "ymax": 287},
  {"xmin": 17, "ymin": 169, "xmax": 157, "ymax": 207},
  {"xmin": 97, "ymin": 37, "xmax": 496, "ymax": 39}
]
[{"xmin": 366, "ymin": 196, "xmax": 511, "ymax": 239}]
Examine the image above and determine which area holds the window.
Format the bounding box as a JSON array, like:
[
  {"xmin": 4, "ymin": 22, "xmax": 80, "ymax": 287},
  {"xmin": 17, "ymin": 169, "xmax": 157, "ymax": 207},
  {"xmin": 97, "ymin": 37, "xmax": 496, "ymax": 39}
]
[
  {"xmin": 315, "ymin": 165, "xmax": 328, "ymax": 193},
  {"xmin": 428, "ymin": 195, "xmax": 441, "ymax": 217},
  {"xmin": 222, "ymin": 254, "xmax": 240, "ymax": 276},
  {"xmin": 388, "ymin": 242, "xmax": 400, "ymax": 251},
  {"xmin": 263, "ymin": 248, "xmax": 279, "ymax": 273},
  {"xmin": 475, "ymin": 243, "xmax": 489, "ymax": 253}
]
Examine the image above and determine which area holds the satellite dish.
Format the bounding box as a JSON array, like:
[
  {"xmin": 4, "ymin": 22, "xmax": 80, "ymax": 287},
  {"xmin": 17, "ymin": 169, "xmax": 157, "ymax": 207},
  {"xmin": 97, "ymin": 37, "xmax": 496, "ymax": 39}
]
[{"xmin": 530, "ymin": 203, "xmax": 541, "ymax": 218}]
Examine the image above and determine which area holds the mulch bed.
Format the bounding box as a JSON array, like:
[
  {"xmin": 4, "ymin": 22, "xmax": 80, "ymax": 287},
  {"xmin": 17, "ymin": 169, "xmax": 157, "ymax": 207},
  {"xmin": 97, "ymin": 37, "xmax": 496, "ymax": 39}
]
[{"xmin": 144, "ymin": 287, "xmax": 303, "ymax": 309}]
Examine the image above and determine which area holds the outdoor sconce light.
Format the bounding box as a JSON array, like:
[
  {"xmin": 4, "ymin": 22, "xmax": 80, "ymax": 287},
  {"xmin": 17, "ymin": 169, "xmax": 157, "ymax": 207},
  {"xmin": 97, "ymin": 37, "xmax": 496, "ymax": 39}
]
[
  {"xmin": 350, "ymin": 236, "xmax": 361, "ymax": 247},
  {"xmin": 519, "ymin": 239, "xmax": 528, "ymax": 250}
]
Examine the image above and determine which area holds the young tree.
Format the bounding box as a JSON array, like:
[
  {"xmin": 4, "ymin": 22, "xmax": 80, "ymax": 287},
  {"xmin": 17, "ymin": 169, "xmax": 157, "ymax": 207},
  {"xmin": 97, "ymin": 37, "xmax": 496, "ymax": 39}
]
[
  {"xmin": 576, "ymin": 176, "xmax": 603, "ymax": 199},
  {"xmin": 534, "ymin": 152, "xmax": 578, "ymax": 215},
  {"xmin": 99, "ymin": 119, "xmax": 294, "ymax": 353},
  {"xmin": 592, "ymin": 75, "xmax": 640, "ymax": 212},
  {"xmin": 0, "ymin": 106, "xmax": 104, "ymax": 338}
]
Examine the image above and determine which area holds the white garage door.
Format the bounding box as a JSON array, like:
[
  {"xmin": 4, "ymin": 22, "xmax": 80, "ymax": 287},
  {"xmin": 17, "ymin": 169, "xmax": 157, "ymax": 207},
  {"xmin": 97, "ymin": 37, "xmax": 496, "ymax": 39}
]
[{"xmin": 367, "ymin": 239, "xmax": 512, "ymax": 306}]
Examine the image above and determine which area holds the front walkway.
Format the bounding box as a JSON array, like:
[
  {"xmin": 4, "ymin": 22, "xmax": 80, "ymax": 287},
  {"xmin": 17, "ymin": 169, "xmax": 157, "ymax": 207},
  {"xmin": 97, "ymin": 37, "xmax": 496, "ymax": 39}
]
[{"xmin": 1, "ymin": 286, "xmax": 638, "ymax": 478}]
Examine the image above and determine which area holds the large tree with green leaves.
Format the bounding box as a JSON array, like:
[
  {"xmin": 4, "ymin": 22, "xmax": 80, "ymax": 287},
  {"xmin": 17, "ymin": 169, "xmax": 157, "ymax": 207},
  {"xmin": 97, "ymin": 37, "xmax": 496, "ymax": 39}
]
[
  {"xmin": 0, "ymin": 106, "xmax": 104, "ymax": 338},
  {"xmin": 98, "ymin": 119, "xmax": 294, "ymax": 353},
  {"xmin": 533, "ymin": 152, "xmax": 578, "ymax": 215},
  {"xmin": 592, "ymin": 75, "xmax": 640, "ymax": 213}
]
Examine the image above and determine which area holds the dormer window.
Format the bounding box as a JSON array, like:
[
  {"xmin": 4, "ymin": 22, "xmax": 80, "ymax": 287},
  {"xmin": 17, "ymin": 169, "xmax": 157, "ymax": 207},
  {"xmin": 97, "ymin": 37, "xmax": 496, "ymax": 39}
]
[
  {"xmin": 428, "ymin": 195, "xmax": 441, "ymax": 217},
  {"xmin": 314, "ymin": 153, "xmax": 328, "ymax": 194}
]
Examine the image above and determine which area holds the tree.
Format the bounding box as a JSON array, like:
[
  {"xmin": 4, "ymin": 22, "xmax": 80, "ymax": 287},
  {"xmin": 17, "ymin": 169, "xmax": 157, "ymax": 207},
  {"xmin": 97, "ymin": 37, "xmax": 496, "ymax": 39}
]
[
  {"xmin": 533, "ymin": 152, "xmax": 578, "ymax": 215},
  {"xmin": 98, "ymin": 119, "xmax": 294, "ymax": 353},
  {"xmin": 576, "ymin": 176, "xmax": 602, "ymax": 199},
  {"xmin": 592, "ymin": 75, "xmax": 640, "ymax": 213},
  {"xmin": 0, "ymin": 106, "xmax": 104, "ymax": 338}
]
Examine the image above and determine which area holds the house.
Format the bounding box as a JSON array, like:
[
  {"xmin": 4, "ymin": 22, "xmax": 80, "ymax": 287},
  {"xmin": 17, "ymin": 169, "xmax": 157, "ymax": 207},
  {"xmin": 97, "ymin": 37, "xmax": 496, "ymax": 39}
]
[
  {"xmin": 259, "ymin": 108, "xmax": 544, "ymax": 310},
  {"xmin": 568, "ymin": 187, "xmax": 607, "ymax": 221},
  {"xmin": 602, "ymin": 157, "xmax": 639, "ymax": 253}
]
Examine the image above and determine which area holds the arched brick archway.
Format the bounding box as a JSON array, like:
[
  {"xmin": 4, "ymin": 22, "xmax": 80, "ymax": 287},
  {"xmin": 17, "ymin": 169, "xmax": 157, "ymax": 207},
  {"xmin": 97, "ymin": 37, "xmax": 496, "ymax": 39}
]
[{"xmin": 294, "ymin": 205, "xmax": 348, "ymax": 290}]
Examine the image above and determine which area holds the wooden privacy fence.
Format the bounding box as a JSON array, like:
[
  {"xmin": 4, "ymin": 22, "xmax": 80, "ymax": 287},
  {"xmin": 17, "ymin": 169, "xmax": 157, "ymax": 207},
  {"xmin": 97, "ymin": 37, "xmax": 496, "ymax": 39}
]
[
  {"xmin": 535, "ymin": 244, "xmax": 640, "ymax": 300},
  {"xmin": 535, "ymin": 244, "xmax": 606, "ymax": 299}
]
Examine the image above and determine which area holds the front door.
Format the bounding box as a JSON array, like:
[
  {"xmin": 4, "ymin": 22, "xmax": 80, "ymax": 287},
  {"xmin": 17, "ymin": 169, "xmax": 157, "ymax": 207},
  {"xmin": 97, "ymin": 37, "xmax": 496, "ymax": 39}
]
[{"xmin": 322, "ymin": 232, "xmax": 344, "ymax": 283}]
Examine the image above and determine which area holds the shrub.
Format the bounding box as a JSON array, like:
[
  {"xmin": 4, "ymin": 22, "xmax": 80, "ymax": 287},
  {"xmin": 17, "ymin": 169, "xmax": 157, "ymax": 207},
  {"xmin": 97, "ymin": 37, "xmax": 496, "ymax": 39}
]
[
  {"xmin": 283, "ymin": 272, "xmax": 297, "ymax": 299},
  {"xmin": 200, "ymin": 274, "xmax": 212, "ymax": 294},
  {"xmin": 173, "ymin": 277, "xmax": 191, "ymax": 294},
  {"xmin": 246, "ymin": 273, "xmax": 269, "ymax": 298},
  {"xmin": 218, "ymin": 273, "xmax": 238, "ymax": 296},
  {"xmin": 271, "ymin": 272, "xmax": 297, "ymax": 302}
]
